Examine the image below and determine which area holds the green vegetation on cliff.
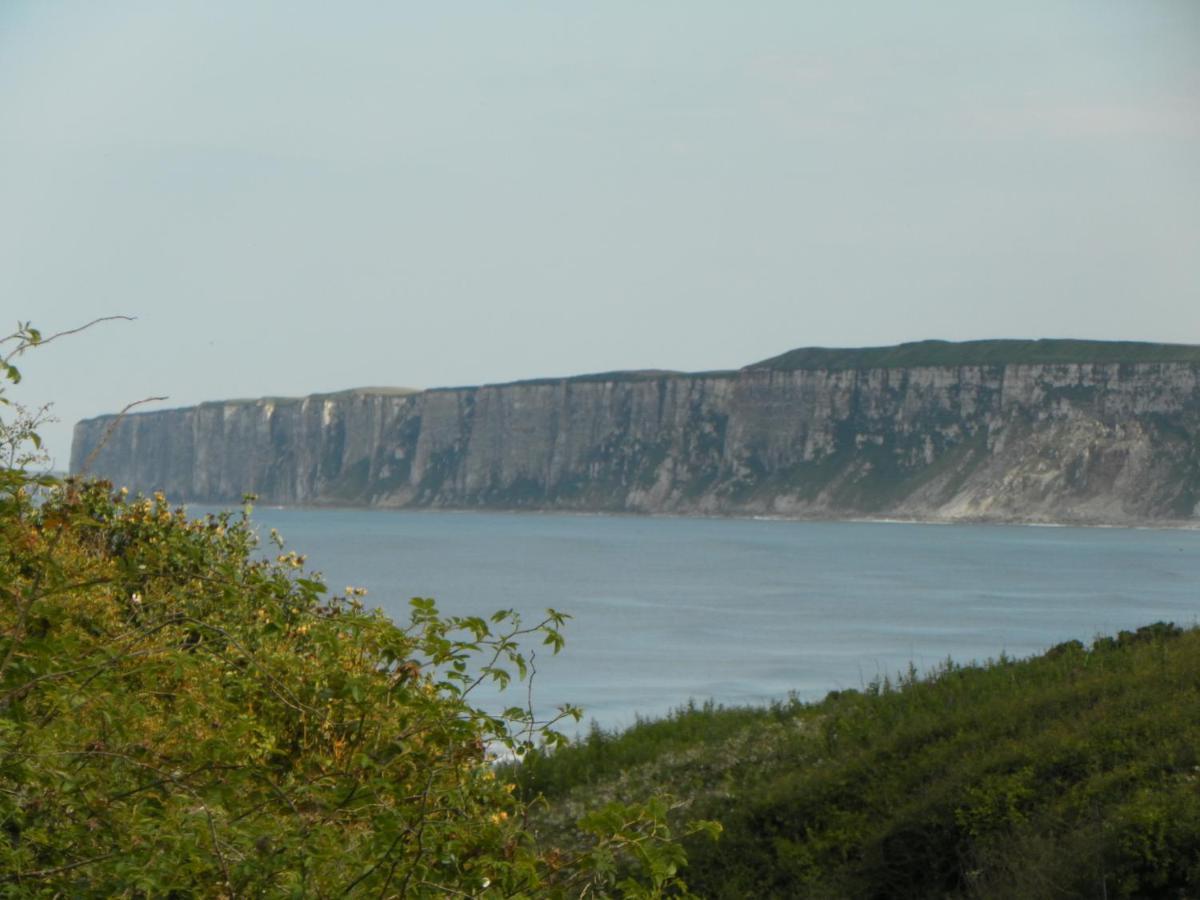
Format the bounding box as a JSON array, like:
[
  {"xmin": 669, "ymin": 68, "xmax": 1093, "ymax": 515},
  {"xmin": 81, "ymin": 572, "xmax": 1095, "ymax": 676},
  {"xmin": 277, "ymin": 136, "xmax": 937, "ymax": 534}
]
[
  {"xmin": 514, "ymin": 624, "xmax": 1200, "ymax": 899},
  {"xmin": 751, "ymin": 338, "xmax": 1200, "ymax": 371},
  {"xmin": 493, "ymin": 339, "xmax": 1200, "ymax": 386}
]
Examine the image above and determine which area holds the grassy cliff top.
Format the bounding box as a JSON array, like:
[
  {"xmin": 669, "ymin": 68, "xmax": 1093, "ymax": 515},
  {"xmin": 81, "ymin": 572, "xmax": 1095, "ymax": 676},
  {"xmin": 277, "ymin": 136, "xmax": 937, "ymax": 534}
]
[
  {"xmin": 749, "ymin": 338, "xmax": 1200, "ymax": 371},
  {"xmin": 471, "ymin": 339, "xmax": 1200, "ymax": 390}
]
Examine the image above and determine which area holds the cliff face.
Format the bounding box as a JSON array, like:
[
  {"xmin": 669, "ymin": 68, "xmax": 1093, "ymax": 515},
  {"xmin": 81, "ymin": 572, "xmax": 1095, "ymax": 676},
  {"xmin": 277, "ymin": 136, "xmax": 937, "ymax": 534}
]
[{"xmin": 70, "ymin": 361, "xmax": 1200, "ymax": 525}]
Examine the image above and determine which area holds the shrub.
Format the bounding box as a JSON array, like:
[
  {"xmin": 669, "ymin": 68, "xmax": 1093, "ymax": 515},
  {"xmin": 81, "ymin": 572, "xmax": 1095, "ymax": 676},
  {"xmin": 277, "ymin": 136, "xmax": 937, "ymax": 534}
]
[
  {"xmin": 523, "ymin": 621, "xmax": 1200, "ymax": 898},
  {"xmin": 0, "ymin": 321, "xmax": 716, "ymax": 896}
]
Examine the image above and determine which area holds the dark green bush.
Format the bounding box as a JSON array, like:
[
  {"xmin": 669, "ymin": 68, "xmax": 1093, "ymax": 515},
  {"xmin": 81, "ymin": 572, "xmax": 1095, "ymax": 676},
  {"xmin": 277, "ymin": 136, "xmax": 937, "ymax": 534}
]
[{"xmin": 524, "ymin": 623, "xmax": 1200, "ymax": 898}]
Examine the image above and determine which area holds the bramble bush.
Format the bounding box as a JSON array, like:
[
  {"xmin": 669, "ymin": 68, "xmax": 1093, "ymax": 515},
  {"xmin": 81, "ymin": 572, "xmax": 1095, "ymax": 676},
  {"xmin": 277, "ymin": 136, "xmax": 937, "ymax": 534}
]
[{"xmin": 0, "ymin": 322, "xmax": 717, "ymax": 897}]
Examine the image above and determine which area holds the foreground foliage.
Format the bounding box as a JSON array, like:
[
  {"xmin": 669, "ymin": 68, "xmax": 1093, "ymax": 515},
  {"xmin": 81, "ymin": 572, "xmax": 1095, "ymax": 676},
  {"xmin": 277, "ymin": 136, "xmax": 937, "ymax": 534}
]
[
  {"xmin": 0, "ymin": 322, "xmax": 715, "ymax": 896},
  {"xmin": 517, "ymin": 624, "xmax": 1200, "ymax": 899}
]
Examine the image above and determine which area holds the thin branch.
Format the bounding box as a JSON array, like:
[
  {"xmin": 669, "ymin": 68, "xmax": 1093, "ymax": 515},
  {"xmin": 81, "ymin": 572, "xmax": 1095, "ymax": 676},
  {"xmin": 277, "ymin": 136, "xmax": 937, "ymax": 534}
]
[
  {"xmin": 413, "ymin": 880, "xmax": 478, "ymax": 897},
  {"xmin": 459, "ymin": 615, "xmax": 560, "ymax": 700},
  {"xmin": 0, "ymin": 852, "xmax": 120, "ymax": 882},
  {"xmin": 342, "ymin": 830, "xmax": 409, "ymax": 895},
  {"xmin": 105, "ymin": 759, "xmax": 229, "ymax": 803},
  {"xmin": 393, "ymin": 768, "xmax": 440, "ymax": 898},
  {"xmin": 1, "ymin": 316, "xmax": 134, "ymax": 363},
  {"xmin": 79, "ymin": 394, "xmax": 169, "ymax": 476},
  {"xmin": 525, "ymin": 649, "xmax": 537, "ymax": 749},
  {"xmin": 36, "ymin": 316, "xmax": 136, "ymax": 348}
]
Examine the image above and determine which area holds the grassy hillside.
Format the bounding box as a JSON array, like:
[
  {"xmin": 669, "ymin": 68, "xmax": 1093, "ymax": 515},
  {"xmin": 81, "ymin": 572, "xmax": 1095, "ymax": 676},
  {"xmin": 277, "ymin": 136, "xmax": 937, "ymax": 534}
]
[
  {"xmin": 513, "ymin": 623, "xmax": 1200, "ymax": 899},
  {"xmin": 751, "ymin": 338, "xmax": 1200, "ymax": 371}
]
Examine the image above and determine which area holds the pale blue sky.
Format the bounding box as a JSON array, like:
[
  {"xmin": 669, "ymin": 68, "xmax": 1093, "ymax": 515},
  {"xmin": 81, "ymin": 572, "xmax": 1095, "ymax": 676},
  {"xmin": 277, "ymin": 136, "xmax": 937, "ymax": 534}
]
[{"xmin": 3, "ymin": 1, "xmax": 1198, "ymax": 465}]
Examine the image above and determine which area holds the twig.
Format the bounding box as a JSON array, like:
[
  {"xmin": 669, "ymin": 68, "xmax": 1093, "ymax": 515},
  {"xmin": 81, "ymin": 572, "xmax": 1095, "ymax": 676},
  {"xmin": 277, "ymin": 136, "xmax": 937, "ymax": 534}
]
[
  {"xmin": 35, "ymin": 316, "xmax": 136, "ymax": 348},
  {"xmin": 0, "ymin": 852, "xmax": 120, "ymax": 882},
  {"xmin": 524, "ymin": 649, "xmax": 538, "ymax": 749},
  {"xmin": 79, "ymin": 394, "xmax": 169, "ymax": 476},
  {"xmin": 389, "ymin": 768, "xmax": 440, "ymax": 898},
  {"xmin": 1, "ymin": 315, "xmax": 134, "ymax": 363}
]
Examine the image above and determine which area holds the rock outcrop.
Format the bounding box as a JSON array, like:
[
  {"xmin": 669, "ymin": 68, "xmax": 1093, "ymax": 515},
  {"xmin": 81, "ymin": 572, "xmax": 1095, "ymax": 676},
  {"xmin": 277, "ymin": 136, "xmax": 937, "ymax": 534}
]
[{"xmin": 70, "ymin": 341, "xmax": 1200, "ymax": 525}]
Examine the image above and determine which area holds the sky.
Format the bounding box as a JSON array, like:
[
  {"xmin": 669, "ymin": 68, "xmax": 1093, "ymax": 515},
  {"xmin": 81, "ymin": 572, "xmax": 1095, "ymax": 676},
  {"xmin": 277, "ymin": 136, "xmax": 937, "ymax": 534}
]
[{"xmin": 2, "ymin": 1, "xmax": 1198, "ymax": 467}]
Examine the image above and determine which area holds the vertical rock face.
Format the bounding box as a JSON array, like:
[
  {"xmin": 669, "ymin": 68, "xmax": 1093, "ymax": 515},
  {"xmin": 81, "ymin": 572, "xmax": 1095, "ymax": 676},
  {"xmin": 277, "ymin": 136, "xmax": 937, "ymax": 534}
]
[{"xmin": 70, "ymin": 360, "xmax": 1200, "ymax": 525}]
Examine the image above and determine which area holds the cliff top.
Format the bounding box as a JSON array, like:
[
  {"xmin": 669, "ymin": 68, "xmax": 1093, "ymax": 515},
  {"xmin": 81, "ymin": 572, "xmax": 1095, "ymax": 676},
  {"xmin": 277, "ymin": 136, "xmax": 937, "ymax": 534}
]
[
  {"xmin": 453, "ymin": 369, "xmax": 720, "ymax": 390},
  {"xmin": 74, "ymin": 387, "xmax": 422, "ymax": 424},
  {"xmin": 200, "ymin": 387, "xmax": 421, "ymax": 405},
  {"xmin": 483, "ymin": 339, "xmax": 1200, "ymax": 389},
  {"xmin": 75, "ymin": 340, "xmax": 1200, "ymax": 426},
  {"xmin": 749, "ymin": 338, "xmax": 1200, "ymax": 371},
  {"xmin": 474, "ymin": 339, "xmax": 1200, "ymax": 389}
]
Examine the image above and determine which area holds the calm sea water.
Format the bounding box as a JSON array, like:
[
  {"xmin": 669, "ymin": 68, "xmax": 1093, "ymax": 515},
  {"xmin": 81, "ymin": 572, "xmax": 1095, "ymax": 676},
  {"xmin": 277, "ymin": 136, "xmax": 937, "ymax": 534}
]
[{"xmin": 192, "ymin": 506, "xmax": 1200, "ymax": 733}]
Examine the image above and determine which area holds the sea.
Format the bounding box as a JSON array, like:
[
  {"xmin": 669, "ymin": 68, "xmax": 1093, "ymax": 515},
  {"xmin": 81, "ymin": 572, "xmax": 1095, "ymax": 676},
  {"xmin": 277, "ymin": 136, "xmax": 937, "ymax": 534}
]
[{"xmin": 191, "ymin": 505, "xmax": 1200, "ymax": 735}]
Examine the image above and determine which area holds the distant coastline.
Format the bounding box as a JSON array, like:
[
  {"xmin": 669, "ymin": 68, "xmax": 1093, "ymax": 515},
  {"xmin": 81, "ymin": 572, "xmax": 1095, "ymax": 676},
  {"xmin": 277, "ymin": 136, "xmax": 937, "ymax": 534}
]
[
  {"xmin": 187, "ymin": 499, "xmax": 1200, "ymax": 532},
  {"xmin": 75, "ymin": 339, "xmax": 1200, "ymax": 528}
]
